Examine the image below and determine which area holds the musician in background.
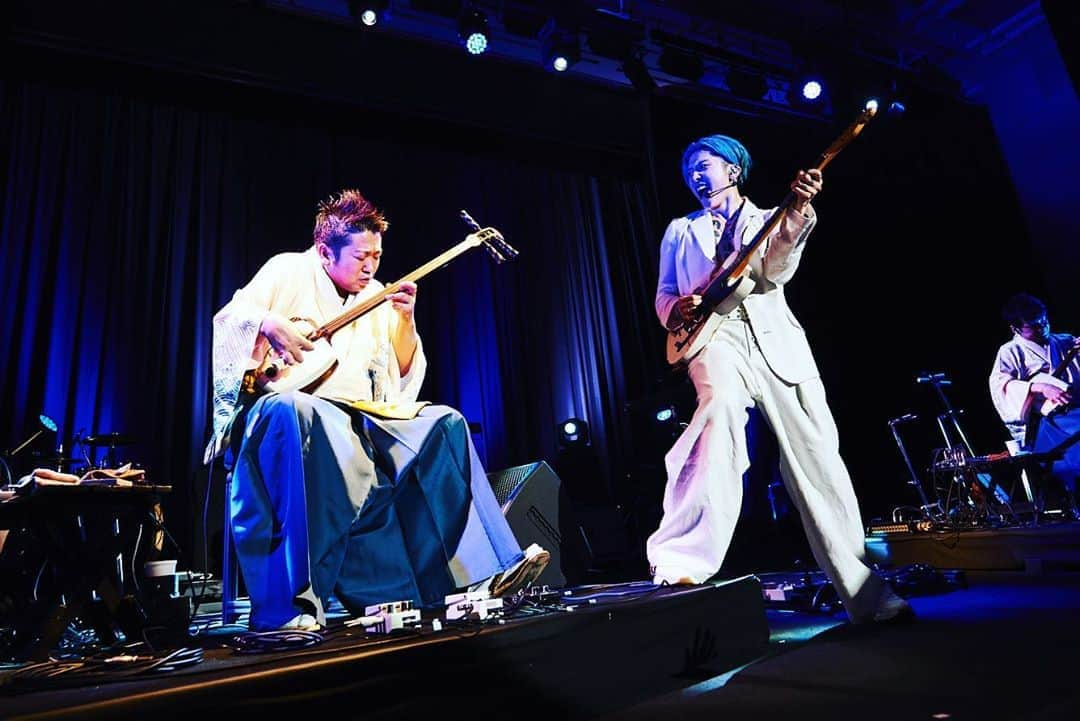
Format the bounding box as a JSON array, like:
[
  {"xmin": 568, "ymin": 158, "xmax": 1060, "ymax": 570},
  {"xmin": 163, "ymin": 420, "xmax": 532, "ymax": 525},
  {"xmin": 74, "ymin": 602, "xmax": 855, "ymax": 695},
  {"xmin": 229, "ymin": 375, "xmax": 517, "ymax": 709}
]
[
  {"xmin": 649, "ymin": 135, "xmax": 912, "ymax": 624},
  {"xmin": 205, "ymin": 189, "xmax": 547, "ymax": 632},
  {"xmin": 989, "ymin": 292, "xmax": 1080, "ymax": 516}
]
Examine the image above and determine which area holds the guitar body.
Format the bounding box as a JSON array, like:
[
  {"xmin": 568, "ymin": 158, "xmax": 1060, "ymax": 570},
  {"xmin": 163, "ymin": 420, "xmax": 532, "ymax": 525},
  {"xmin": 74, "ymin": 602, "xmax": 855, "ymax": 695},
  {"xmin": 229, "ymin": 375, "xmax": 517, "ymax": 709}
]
[
  {"xmin": 1028, "ymin": 372, "xmax": 1071, "ymax": 417},
  {"xmin": 255, "ymin": 338, "xmax": 338, "ymax": 395},
  {"xmin": 248, "ymin": 317, "xmax": 339, "ymax": 395},
  {"xmin": 665, "ymin": 274, "xmax": 755, "ymax": 365},
  {"xmin": 1022, "ymin": 371, "xmax": 1072, "ymax": 449}
]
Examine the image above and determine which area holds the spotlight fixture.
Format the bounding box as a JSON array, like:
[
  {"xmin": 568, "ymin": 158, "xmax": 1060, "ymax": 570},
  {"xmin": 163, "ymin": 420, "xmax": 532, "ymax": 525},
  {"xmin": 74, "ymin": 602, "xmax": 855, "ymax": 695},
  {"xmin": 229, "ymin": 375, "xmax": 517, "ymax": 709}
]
[
  {"xmin": 346, "ymin": 0, "xmax": 390, "ymax": 27},
  {"xmin": 786, "ymin": 72, "xmax": 829, "ymax": 113},
  {"xmin": 458, "ymin": 5, "xmax": 489, "ymax": 55},
  {"xmin": 654, "ymin": 406, "xmax": 677, "ymax": 424},
  {"xmin": 8, "ymin": 414, "xmax": 58, "ymax": 458},
  {"xmin": 658, "ymin": 46, "xmax": 704, "ymax": 82},
  {"xmin": 585, "ymin": 12, "xmax": 645, "ymax": 62},
  {"xmin": 801, "ymin": 79, "xmax": 823, "ymax": 100},
  {"xmin": 558, "ymin": 418, "xmax": 591, "ymax": 448},
  {"xmin": 540, "ymin": 20, "xmax": 580, "ymax": 73}
]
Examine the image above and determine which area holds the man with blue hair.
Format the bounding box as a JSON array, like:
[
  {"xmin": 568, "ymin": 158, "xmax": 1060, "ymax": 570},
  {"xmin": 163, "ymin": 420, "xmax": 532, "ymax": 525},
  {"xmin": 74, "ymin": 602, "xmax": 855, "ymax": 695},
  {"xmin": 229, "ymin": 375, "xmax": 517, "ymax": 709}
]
[{"xmin": 648, "ymin": 134, "xmax": 912, "ymax": 625}]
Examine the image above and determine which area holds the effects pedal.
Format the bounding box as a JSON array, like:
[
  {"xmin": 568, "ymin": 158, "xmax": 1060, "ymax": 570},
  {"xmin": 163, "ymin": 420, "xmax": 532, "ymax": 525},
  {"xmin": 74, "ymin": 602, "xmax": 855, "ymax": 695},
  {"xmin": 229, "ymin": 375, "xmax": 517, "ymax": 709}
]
[
  {"xmin": 345, "ymin": 600, "xmax": 422, "ymax": 634},
  {"xmin": 443, "ymin": 590, "xmax": 504, "ymax": 621}
]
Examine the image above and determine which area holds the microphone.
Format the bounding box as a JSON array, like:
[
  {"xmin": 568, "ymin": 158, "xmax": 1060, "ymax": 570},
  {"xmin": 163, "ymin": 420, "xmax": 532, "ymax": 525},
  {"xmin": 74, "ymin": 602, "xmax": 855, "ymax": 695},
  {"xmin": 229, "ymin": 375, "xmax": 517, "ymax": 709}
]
[
  {"xmin": 916, "ymin": 372, "xmax": 949, "ymax": 385},
  {"xmin": 706, "ymin": 180, "xmax": 738, "ymax": 198},
  {"xmin": 889, "ymin": 413, "xmax": 918, "ymax": 426}
]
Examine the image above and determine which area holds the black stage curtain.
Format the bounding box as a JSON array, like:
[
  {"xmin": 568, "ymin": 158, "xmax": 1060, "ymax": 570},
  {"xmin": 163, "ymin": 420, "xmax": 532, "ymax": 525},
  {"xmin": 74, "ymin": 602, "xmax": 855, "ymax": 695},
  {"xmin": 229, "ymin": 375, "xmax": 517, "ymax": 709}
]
[{"xmin": 0, "ymin": 62, "xmax": 667, "ymax": 567}]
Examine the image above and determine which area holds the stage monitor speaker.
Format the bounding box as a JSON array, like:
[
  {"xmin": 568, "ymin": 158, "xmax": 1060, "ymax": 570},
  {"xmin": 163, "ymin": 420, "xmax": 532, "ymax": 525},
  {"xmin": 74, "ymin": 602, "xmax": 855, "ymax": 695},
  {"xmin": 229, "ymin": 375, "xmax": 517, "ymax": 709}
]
[{"xmin": 487, "ymin": 460, "xmax": 565, "ymax": 588}]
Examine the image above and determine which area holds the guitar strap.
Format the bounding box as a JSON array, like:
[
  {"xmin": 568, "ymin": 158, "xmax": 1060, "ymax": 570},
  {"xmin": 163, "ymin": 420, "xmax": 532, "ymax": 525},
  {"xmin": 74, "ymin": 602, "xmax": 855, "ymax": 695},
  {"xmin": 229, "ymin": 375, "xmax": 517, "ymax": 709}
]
[{"xmin": 711, "ymin": 199, "xmax": 746, "ymax": 271}]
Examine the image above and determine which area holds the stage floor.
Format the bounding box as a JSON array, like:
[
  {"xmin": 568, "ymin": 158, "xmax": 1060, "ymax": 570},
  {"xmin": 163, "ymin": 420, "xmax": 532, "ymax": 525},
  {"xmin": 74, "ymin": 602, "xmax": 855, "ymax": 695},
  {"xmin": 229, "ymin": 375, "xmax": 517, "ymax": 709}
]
[
  {"xmin": 5, "ymin": 567, "xmax": 1080, "ymax": 721},
  {"xmin": 1, "ymin": 576, "xmax": 770, "ymax": 720},
  {"xmin": 866, "ymin": 517, "xmax": 1080, "ymax": 571}
]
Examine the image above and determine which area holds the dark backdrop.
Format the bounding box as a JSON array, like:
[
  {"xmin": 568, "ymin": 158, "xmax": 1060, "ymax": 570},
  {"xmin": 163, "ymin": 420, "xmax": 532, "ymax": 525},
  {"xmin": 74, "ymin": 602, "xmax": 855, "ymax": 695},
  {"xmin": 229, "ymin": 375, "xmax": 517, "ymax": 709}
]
[{"xmin": 1, "ymin": 1, "xmax": 1057, "ymax": 577}]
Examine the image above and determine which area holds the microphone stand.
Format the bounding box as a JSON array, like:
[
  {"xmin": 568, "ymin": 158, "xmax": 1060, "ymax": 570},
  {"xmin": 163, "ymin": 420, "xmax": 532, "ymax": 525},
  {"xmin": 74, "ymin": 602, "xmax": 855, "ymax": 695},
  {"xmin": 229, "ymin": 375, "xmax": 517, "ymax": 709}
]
[
  {"xmin": 888, "ymin": 415, "xmax": 940, "ymax": 522},
  {"xmin": 919, "ymin": 372, "xmax": 1013, "ymax": 526}
]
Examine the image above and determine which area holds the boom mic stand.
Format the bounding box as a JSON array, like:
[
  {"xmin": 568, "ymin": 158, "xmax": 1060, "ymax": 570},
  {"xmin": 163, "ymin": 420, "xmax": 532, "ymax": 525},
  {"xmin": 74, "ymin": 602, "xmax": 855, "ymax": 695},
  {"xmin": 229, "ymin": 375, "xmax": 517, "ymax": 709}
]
[
  {"xmin": 917, "ymin": 372, "xmax": 1013, "ymax": 526},
  {"xmin": 888, "ymin": 413, "xmax": 941, "ymax": 522}
]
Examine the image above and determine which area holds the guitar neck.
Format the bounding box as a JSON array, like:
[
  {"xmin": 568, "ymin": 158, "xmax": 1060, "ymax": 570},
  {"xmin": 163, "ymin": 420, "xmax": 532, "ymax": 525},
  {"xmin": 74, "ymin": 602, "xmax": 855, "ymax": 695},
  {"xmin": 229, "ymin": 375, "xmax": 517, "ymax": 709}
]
[
  {"xmin": 1051, "ymin": 343, "xmax": 1080, "ymax": 379},
  {"xmin": 314, "ymin": 237, "xmax": 477, "ymax": 339},
  {"xmin": 724, "ymin": 111, "xmax": 874, "ymax": 280}
]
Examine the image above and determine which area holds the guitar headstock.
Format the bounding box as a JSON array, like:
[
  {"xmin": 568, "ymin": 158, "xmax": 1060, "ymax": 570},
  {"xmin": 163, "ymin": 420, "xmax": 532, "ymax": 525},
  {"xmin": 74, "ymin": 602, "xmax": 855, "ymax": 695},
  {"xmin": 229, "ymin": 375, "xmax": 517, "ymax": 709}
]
[
  {"xmin": 468, "ymin": 226, "xmax": 519, "ymax": 264},
  {"xmin": 461, "ymin": 209, "xmax": 519, "ymax": 263},
  {"xmin": 817, "ymin": 102, "xmax": 879, "ymax": 169}
]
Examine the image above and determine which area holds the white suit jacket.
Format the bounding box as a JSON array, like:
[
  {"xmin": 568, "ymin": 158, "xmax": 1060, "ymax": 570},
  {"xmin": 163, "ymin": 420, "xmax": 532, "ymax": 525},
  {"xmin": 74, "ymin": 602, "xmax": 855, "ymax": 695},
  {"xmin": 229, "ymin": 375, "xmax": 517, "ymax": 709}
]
[{"xmin": 656, "ymin": 198, "xmax": 820, "ymax": 384}]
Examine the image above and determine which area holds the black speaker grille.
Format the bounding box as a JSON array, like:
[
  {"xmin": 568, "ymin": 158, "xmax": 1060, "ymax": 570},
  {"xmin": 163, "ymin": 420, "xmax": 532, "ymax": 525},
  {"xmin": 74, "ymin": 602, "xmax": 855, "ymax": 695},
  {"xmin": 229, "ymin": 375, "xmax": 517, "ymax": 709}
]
[{"xmin": 487, "ymin": 461, "xmax": 541, "ymax": 508}]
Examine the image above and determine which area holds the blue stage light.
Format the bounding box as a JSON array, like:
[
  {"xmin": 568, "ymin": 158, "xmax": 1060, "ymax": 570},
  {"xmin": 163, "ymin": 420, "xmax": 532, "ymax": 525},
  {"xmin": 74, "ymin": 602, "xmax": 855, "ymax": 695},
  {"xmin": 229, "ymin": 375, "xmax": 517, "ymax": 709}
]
[
  {"xmin": 459, "ymin": 7, "xmax": 489, "ymax": 55},
  {"xmin": 802, "ymin": 80, "xmax": 822, "ymax": 101},
  {"xmin": 558, "ymin": 418, "xmax": 590, "ymax": 447}
]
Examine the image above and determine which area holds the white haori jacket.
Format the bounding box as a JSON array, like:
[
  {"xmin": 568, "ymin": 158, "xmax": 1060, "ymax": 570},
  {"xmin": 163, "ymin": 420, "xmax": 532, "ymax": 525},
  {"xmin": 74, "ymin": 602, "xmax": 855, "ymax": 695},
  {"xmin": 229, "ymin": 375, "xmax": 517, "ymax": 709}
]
[
  {"xmin": 205, "ymin": 246, "xmax": 426, "ymax": 463},
  {"xmin": 989, "ymin": 332, "xmax": 1079, "ymax": 443}
]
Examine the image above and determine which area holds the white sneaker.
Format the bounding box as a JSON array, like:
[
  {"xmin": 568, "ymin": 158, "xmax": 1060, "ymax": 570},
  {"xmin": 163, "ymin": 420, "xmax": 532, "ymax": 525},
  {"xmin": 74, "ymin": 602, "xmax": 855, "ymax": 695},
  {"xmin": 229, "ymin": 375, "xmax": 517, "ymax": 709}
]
[
  {"xmin": 872, "ymin": 588, "xmax": 915, "ymax": 624},
  {"xmin": 278, "ymin": 613, "xmax": 321, "ymax": 631},
  {"xmin": 489, "ymin": 544, "xmax": 551, "ymax": 598}
]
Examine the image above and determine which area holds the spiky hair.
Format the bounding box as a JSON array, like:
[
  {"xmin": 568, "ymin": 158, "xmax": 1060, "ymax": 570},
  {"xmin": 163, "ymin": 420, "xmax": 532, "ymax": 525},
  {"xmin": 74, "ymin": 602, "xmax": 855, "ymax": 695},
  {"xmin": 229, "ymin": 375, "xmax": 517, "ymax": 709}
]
[{"xmin": 312, "ymin": 189, "xmax": 389, "ymax": 257}]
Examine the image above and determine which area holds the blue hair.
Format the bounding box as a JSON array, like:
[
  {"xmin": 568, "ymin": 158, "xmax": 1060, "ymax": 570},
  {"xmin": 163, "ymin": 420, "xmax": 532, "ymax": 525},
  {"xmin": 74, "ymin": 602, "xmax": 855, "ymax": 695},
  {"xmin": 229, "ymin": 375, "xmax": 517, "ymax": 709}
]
[{"xmin": 681, "ymin": 135, "xmax": 752, "ymax": 189}]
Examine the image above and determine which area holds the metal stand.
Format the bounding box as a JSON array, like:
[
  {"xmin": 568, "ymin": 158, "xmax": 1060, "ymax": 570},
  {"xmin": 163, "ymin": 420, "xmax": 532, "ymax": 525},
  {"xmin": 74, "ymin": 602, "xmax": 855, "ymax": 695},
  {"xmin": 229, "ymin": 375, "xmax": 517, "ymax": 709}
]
[
  {"xmin": 887, "ymin": 413, "xmax": 941, "ymax": 522},
  {"xmin": 918, "ymin": 372, "xmax": 1015, "ymax": 526}
]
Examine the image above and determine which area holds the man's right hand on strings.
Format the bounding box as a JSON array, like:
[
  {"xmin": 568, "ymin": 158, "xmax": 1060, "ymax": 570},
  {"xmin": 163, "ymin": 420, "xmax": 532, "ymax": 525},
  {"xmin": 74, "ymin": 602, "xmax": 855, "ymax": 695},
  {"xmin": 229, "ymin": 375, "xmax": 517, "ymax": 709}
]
[
  {"xmin": 1033, "ymin": 382, "xmax": 1072, "ymax": 407},
  {"xmin": 260, "ymin": 313, "xmax": 315, "ymax": 365}
]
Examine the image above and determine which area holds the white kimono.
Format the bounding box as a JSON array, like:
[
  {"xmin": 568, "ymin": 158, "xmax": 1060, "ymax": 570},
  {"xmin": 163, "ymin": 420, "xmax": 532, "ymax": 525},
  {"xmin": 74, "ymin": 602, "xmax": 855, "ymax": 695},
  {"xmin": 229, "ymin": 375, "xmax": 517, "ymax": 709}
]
[
  {"xmin": 989, "ymin": 332, "xmax": 1080, "ymax": 444},
  {"xmin": 205, "ymin": 247, "xmax": 521, "ymax": 631},
  {"xmin": 205, "ymin": 246, "xmax": 427, "ymax": 464}
]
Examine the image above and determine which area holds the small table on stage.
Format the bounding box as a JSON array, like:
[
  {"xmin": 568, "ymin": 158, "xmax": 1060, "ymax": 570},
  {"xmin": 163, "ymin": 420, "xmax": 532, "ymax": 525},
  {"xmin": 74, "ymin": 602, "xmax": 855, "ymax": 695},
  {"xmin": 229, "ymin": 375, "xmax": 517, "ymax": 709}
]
[
  {"xmin": 930, "ymin": 449, "xmax": 1064, "ymax": 523},
  {"xmin": 0, "ymin": 482, "xmax": 172, "ymax": 661}
]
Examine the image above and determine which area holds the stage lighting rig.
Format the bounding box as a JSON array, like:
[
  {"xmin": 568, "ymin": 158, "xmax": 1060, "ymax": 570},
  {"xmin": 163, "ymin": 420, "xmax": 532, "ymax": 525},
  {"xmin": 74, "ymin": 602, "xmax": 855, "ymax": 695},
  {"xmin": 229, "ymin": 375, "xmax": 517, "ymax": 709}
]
[{"xmin": 458, "ymin": 4, "xmax": 489, "ymax": 55}]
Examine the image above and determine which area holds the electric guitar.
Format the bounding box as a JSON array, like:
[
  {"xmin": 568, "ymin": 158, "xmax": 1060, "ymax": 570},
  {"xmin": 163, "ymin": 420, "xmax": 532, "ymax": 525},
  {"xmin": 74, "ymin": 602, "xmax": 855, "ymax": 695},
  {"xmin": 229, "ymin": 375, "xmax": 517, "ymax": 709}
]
[
  {"xmin": 665, "ymin": 104, "xmax": 878, "ymax": 366},
  {"xmin": 244, "ymin": 213, "xmax": 517, "ymax": 396}
]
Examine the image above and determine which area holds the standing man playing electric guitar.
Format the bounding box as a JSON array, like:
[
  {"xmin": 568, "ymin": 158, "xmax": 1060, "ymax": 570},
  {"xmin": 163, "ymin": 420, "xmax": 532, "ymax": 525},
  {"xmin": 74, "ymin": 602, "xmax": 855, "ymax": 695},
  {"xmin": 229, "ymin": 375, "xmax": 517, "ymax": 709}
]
[
  {"xmin": 205, "ymin": 189, "xmax": 548, "ymax": 632},
  {"xmin": 649, "ymin": 131, "xmax": 912, "ymax": 625},
  {"xmin": 990, "ymin": 292, "xmax": 1080, "ymax": 517}
]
